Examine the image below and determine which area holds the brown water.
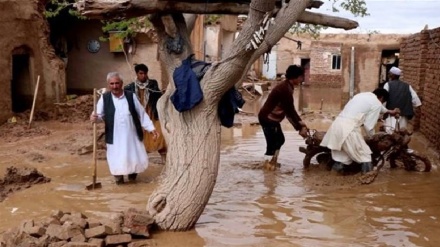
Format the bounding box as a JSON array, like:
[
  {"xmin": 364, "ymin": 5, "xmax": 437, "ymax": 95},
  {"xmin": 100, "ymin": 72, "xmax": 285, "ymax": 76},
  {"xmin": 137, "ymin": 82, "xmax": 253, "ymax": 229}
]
[{"xmin": 1, "ymin": 87, "xmax": 439, "ymax": 247}]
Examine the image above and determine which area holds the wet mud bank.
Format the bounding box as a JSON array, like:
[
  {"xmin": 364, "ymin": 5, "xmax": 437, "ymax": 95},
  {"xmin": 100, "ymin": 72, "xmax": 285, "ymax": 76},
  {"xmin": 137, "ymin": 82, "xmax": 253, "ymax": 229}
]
[{"xmin": 0, "ymin": 167, "xmax": 50, "ymax": 202}]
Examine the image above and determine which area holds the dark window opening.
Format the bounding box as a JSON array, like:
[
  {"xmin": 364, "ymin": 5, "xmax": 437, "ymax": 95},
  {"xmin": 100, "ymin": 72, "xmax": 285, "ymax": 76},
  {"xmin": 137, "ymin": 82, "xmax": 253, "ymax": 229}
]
[{"xmin": 331, "ymin": 55, "xmax": 341, "ymax": 70}]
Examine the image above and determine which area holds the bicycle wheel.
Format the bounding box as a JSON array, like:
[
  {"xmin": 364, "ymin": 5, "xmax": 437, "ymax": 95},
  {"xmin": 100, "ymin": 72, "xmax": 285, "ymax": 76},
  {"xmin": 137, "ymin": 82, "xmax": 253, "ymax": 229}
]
[{"xmin": 408, "ymin": 151, "xmax": 432, "ymax": 172}]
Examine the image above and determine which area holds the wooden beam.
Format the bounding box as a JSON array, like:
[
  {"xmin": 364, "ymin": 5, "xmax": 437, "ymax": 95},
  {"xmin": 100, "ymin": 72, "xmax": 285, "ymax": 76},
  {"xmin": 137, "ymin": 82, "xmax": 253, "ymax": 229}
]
[{"xmin": 76, "ymin": 0, "xmax": 358, "ymax": 30}]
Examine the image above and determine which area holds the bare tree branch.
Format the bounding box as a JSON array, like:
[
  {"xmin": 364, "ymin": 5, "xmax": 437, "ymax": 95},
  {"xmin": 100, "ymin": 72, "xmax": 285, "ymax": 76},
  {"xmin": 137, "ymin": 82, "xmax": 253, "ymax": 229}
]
[{"xmin": 76, "ymin": 0, "xmax": 357, "ymax": 30}]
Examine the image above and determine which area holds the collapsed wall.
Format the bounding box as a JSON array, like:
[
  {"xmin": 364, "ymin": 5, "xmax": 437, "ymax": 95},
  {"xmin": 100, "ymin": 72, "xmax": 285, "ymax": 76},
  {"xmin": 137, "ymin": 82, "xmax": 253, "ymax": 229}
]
[{"xmin": 0, "ymin": 0, "xmax": 65, "ymax": 123}]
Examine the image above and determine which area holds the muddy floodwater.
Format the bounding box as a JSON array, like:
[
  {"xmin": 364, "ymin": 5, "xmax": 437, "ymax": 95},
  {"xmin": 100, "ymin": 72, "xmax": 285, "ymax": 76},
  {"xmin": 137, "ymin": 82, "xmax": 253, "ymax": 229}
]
[{"xmin": 1, "ymin": 87, "xmax": 439, "ymax": 247}]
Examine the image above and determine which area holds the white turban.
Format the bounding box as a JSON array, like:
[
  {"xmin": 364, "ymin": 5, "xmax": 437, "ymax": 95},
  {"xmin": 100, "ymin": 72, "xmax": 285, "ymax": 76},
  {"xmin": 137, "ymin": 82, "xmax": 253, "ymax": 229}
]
[{"xmin": 389, "ymin": 66, "xmax": 401, "ymax": 76}]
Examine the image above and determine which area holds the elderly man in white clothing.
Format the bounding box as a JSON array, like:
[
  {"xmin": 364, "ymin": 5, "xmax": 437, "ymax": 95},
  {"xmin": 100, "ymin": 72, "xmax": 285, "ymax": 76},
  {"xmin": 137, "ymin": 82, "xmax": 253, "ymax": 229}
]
[
  {"xmin": 383, "ymin": 66, "xmax": 422, "ymax": 133},
  {"xmin": 91, "ymin": 72, "xmax": 159, "ymax": 184},
  {"xmin": 320, "ymin": 88, "xmax": 399, "ymax": 175}
]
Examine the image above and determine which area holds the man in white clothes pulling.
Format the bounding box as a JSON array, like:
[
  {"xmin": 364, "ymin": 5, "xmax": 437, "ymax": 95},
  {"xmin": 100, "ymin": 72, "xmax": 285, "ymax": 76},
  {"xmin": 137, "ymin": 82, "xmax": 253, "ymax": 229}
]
[
  {"xmin": 320, "ymin": 88, "xmax": 399, "ymax": 175},
  {"xmin": 90, "ymin": 72, "xmax": 159, "ymax": 184}
]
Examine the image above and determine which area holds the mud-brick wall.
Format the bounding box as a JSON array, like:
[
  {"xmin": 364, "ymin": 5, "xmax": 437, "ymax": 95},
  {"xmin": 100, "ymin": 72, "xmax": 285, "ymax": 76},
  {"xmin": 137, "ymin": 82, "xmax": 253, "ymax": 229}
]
[
  {"xmin": 0, "ymin": 0, "xmax": 65, "ymax": 123},
  {"xmin": 400, "ymin": 28, "xmax": 440, "ymax": 151},
  {"xmin": 309, "ymin": 41, "xmax": 343, "ymax": 87}
]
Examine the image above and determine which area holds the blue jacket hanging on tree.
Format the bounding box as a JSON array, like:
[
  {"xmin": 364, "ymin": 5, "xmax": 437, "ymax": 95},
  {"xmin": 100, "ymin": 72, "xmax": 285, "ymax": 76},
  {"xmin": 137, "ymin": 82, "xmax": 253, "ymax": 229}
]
[
  {"xmin": 171, "ymin": 55, "xmax": 245, "ymax": 127},
  {"xmin": 171, "ymin": 55, "xmax": 203, "ymax": 112}
]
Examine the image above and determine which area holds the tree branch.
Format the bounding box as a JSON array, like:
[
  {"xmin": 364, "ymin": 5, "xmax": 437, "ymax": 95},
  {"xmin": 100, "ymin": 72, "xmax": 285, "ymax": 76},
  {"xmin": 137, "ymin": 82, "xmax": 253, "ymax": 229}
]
[{"xmin": 76, "ymin": 0, "xmax": 357, "ymax": 30}]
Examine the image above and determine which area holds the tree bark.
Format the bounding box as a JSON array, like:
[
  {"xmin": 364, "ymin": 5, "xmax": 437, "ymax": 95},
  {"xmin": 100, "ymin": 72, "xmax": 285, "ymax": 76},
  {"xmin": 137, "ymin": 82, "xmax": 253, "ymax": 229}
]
[
  {"xmin": 146, "ymin": 13, "xmax": 223, "ymax": 231},
  {"xmin": 76, "ymin": 0, "xmax": 358, "ymax": 30}
]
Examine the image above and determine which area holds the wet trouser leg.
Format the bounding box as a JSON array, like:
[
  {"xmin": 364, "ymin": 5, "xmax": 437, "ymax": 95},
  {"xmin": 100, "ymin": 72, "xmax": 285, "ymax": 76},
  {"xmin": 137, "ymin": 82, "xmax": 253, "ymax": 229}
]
[
  {"xmin": 361, "ymin": 162, "xmax": 372, "ymax": 174},
  {"xmin": 260, "ymin": 121, "xmax": 285, "ymax": 156}
]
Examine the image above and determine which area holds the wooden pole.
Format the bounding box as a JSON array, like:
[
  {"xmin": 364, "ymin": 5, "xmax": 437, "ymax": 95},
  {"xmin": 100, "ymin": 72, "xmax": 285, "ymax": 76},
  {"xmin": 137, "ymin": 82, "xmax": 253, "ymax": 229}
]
[
  {"xmin": 92, "ymin": 88, "xmax": 98, "ymax": 188},
  {"xmin": 28, "ymin": 75, "xmax": 40, "ymax": 129}
]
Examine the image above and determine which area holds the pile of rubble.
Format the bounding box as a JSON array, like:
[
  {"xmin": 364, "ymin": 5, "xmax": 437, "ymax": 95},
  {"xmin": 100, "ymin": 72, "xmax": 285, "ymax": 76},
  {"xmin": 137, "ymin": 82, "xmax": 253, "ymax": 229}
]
[
  {"xmin": 0, "ymin": 208, "xmax": 155, "ymax": 247},
  {"xmin": 54, "ymin": 95, "xmax": 95, "ymax": 123},
  {"xmin": 0, "ymin": 167, "xmax": 51, "ymax": 202}
]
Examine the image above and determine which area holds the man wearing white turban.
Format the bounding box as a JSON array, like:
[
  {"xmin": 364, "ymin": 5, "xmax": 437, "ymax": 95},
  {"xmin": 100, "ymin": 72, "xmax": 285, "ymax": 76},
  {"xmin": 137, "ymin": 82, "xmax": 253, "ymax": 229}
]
[{"xmin": 383, "ymin": 66, "xmax": 422, "ymax": 133}]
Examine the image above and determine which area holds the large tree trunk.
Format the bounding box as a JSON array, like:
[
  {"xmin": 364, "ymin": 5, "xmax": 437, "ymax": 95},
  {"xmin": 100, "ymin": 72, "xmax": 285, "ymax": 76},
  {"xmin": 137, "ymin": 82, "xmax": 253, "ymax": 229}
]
[
  {"xmin": 147, "ymin": 0, "xmax": 282, "ymax": 230},
  {"xmin": 146, "ymin": 13, "xmax": 222, "ymax": 230}
]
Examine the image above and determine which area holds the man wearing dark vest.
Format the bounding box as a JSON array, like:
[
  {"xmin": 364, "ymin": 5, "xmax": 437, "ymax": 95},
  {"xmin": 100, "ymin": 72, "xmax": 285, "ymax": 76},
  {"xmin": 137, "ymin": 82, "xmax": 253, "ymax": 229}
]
[
  {"xmin": 90, "ymin": 72, "xmax": 159, "ymax": 184},
  {"xmin": 383, "ymin": 66, "xmax": 422, "ymax": 133}
]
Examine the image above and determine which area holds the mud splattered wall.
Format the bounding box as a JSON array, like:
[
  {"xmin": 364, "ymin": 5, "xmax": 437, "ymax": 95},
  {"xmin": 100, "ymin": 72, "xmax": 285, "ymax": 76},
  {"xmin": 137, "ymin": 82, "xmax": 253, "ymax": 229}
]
[
  {"xmin": 0, "ymin": 0, "xmax": 65, "ymax": 123},
  {"xmin": 400, "ymin": 28, "xmax": 440, "ymax": 151}
]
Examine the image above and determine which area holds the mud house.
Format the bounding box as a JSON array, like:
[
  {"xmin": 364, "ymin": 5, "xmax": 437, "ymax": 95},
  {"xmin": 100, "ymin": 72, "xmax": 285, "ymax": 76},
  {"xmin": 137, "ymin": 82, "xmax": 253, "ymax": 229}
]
[
  {"xmin": 1, "ymin": 0, "xmax": 65, "ymax": 123},
  {"xmin": 48, "ymin": 13, "xmax": 162, "ymax": 94},
  {"xmin": 276, "ymin": 33, "xmax": 408, "ymax": 101}
]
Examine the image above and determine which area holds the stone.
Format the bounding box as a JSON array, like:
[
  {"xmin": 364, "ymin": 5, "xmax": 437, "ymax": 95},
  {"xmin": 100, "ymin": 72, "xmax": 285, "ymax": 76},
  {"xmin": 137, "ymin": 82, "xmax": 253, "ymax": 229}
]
[
  {"xmin": 105, "ymin": 234, "xmax": 132, "ymax": 245},
  {"xmin": 28, "ymin": 226, "xmax": 46, "ymax": 237},
  {"xmin": 63, "ymin": 242, "xmax": 99, "ymax": 247},
  {"xmin": 51, "ymin": 210, "xmax": 64, "ymax": 220},
  {"xmin": 48, "ymin": 241, "xmax": 67, "ymax": 247},
  {"xmin": 84, "ymin": 225, "xmax": 112, "ymax": 239},
  {"xmin": 123, "ymin": 208, "xmax": 153, "ymax": 237},
  {"xmin": 71, "ymin": 233, "xmax": 86, "ymax": 242},
  {"xmin": 88, "ymin": 238, "xmax": 104, "ymax": 247},
  {"xmin": 71, "ymin": 212, "xmax": 87, "ymax": 219},
  {"xmin": 128, "ymin": 240, "xmax": 156, "ymax": 247},
  {"xmin": 86, "ymin": 218, "xmax": 101, "ymax": 229},
  {"xmin": 46, "ymin": 223, "xmax": 69, "ymax": 240}
]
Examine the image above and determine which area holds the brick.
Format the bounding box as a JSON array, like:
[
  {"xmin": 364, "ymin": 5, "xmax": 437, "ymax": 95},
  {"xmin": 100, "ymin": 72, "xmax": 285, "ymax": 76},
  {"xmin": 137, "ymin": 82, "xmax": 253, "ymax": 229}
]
[
  {"xmin": 71, "ymin": 212, "xmax": 87, "ymax": 219},
  {"xmin": 63, "ymin": 242, "xmax": 99, "ymax": 247},
  {"xmin": 51, "ymin": 210, "xmax": 65, "ymax": 220},
  {"xmin": 84, "ymin": 225, "xmax": 112, "ymax": 238},
  {"xmin": 86, "ymin": 218, "xmax": 101, "ymax": 229},
  {"xmin": 71, "ymin": 233, "xmax": 86, "ymax": 242},
  {"xmin": 88, "ymin": 238, "xmax": 105, "ymax": 247},
  {"xmin": 42, "ymin": 216, "xmax": 61, "ymax": 227},
  {"xmin": 128, "ymin": 240, "xmax": 155, "ymax": 247},
  {"xmin": 28, "ymin": 226, "xmax": 46, "ymax": 237},
  {"xmin": 48, "ymin": 240, "xmax": 67, "ymax": 247},
  {"xmin": 105, "ymin": 234, "xmax": 132, "ymax": 245},
  {"xmin": 46, "ymin": 223, "xmax": 69, "ymax": 240},
  {"xmin": 21, "ymin": 220, "xmax": 34, "ymax": 233},
  {"xmin": 124, "ymin": 208, "xmax": 154, "ymax": 227}
]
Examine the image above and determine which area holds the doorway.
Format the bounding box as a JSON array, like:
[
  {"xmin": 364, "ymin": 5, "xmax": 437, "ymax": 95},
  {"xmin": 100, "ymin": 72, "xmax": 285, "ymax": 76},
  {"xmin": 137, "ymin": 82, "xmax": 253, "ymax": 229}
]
[
  {"xmin": 11, "ymin": 53, "xmax": 32, "ymax": 112},
  {"xmin": 379, "ymin": 49, "xmax": 399, "ymax": 88},
  {"xmin": 301, "ymin": 58, "xmax": 311, "ymax": 84}
]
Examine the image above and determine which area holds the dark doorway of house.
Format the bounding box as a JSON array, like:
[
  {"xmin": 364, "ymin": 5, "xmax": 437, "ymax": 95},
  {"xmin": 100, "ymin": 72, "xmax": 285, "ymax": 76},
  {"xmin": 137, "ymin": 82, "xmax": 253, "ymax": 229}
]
[
  {"xmin": 379, "ymin": 49, "xmax": 399, "ymax": 88},
  {"xmin": 301, "ymin": 58, "xmax": 311, "ymax": 85},
  {"xmin": 11, "ymin": 54, "xmax": 32, "ymax": 112}
]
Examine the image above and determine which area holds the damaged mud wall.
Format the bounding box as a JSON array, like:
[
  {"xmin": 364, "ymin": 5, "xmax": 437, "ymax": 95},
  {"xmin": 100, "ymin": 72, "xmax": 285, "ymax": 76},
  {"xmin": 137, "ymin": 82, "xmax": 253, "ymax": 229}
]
[
  {"xmin": 309, "ymin": 41, "xmax": 343, "ymax": 88},
  {"xmin": 400, "ymin": 27, "xmax": 440, "ymax": 151},
  {"xmin": 0, "ymin": 0, "xmax": 66, "ymax": 123}
]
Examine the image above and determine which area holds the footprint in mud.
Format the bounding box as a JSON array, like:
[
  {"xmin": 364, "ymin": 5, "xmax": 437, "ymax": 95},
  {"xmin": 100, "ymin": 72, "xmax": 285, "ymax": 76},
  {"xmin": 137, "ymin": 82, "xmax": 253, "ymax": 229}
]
[{"xmin": 26, "ymin": 152, "xmax": 46, "ymax": 163}]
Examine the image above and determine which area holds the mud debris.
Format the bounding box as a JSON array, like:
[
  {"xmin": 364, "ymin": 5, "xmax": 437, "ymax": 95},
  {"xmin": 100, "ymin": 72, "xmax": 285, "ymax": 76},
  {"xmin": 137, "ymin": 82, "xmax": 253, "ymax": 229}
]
[
  {"xmin": 0, "ymin": 122, "xmax": 51, "ymax": 143},
  {"xmin": 0, "ymin": 208, "xmax": 156, "ymax": 247},
  {"xmin": 0, "ymin": 167, "xmax": 51, "ymax": 202},
  {"xmin": 54, "ymin": 95, "xmax": 95, "ymax": 123}
]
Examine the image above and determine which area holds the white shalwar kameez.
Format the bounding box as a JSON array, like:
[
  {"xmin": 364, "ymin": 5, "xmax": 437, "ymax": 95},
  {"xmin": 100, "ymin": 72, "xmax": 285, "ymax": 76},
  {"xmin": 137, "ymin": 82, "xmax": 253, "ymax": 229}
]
[
  {"xmin": 320, "ymin": 92, "xmax": 387, "ymax": 165},
  {"xmin": 96, "ymin": 92, "xmax": 155, "ymax": 175},
  {"xmin": 383, "ymin": 83, "xmax": 422, "ymax": 133}
]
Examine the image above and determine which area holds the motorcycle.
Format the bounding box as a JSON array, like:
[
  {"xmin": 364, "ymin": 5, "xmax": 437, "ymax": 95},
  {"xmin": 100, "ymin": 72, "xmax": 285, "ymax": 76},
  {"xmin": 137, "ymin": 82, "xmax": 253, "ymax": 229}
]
[{"xmin": 299, "ymin": 121, "xmax": 432, "ymax": 176}]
